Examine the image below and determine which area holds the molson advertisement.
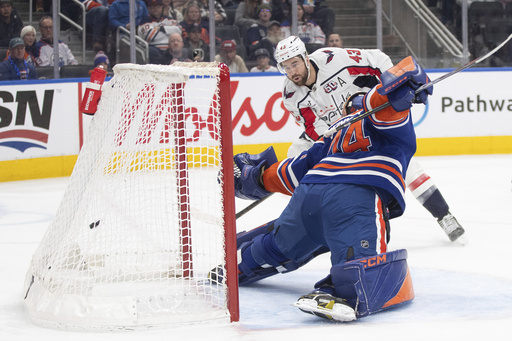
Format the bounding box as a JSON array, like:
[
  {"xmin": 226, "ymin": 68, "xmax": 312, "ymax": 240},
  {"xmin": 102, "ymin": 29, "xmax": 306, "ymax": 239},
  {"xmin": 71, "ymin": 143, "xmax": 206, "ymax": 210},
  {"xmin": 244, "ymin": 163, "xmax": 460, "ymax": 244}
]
[{"xmin": 1, "ymin": 69, "xmax": 512, "ymax": 181}]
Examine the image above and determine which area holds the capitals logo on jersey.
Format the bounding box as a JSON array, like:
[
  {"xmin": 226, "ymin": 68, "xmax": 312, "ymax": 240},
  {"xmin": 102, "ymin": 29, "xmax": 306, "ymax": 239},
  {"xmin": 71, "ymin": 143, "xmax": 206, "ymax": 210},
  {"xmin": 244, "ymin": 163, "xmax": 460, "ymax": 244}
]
[
  {"xmin": 322, "ymin": 50, "xmax": 335, "ymax": 64},
  {"xmin": 284, "ymin": 88, "xmax": 295, "ymax": 99}
]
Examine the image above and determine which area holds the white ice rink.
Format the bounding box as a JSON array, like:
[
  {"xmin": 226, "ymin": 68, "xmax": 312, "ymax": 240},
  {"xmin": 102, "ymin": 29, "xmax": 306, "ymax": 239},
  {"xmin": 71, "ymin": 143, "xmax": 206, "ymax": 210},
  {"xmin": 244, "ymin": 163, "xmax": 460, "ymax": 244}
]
[{"xmin": 1, "ymin": 154, "xmax": 512, "ymax": 341}]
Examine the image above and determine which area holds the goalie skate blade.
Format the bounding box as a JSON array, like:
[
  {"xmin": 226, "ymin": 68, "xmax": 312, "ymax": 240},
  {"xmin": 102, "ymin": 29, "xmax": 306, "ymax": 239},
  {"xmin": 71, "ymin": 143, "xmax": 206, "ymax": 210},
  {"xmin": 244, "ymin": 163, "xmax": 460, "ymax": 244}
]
[{"xmin": 293, "ymin": 299, "xmax": 356, "ymax": 322}]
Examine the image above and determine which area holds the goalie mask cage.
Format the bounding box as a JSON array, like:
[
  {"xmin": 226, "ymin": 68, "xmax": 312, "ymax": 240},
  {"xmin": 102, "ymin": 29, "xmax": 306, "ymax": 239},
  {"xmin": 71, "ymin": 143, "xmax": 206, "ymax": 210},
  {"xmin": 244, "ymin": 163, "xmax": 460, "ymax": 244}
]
[{"xmin": 23, "ymin": 62, "xmax": 239, "ymax": 330}]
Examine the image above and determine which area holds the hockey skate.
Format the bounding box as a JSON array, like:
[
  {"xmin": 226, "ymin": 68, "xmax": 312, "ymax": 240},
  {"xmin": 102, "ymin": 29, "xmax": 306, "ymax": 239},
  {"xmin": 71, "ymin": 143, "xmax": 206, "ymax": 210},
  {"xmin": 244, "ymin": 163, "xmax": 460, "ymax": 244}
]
[
  {"xmin": 438, "ymin": 212, "xmax": 466, "ymax": 243},
  {"xmin": 293, "ymin": 291, "xmax": 356, "ymax": 322}
]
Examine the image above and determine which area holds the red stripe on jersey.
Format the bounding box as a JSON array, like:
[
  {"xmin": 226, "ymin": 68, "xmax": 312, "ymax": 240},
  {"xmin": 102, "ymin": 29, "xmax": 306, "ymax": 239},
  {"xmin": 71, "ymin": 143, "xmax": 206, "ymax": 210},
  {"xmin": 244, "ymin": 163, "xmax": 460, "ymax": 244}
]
[
  {"xmin": 300, "ymin": 107, "xmax": 320, "ymax": 140},
  {"xmin": 347, "ymin": 66, "xmax": 382, "ymax": 77},
  {"xmin": 407, "ymin": 172, "xmax": 430, "ymax": 191}
]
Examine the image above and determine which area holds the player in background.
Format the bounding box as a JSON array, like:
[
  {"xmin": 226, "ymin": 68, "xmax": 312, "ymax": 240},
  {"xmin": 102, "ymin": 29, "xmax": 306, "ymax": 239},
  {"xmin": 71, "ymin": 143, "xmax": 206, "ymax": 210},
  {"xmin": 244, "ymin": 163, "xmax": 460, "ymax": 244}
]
[
  {"xmin": 226, "ymin": 55, "xmax": 434, "ymax": 321},
  {"xmin": 280, "ymin": 36, "xmax": 465, "ymax": 243}
]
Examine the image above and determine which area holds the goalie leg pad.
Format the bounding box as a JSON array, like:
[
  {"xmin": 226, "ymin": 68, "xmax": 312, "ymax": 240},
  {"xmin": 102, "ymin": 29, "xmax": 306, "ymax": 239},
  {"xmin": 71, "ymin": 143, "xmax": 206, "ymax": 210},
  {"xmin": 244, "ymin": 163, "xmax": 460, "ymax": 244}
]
[
  {"xmin": 236, "ymin": 219, "xmax": 277, "ymax": 248},
  {"xmin": 315, "ymin": 249, "xmax": 414, "ymax": 317},
  {"xmin": 237, "ymin": 229, "xmax": 329, "ymax": 285}
]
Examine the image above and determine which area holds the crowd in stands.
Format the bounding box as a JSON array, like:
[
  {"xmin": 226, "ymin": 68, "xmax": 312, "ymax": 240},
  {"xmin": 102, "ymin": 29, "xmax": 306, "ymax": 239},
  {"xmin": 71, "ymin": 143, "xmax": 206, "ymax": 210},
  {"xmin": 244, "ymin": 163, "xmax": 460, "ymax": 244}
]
[{"xmin": 0, "ymin": 0, "xmax": 340, "ymax": 80}]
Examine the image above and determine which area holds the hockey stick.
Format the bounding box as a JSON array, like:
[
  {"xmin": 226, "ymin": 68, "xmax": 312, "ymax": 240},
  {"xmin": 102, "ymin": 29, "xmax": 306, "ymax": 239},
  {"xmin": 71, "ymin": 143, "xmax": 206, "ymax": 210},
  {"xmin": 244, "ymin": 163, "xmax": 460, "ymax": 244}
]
[
  {"xmin": 324, "ymin": 32, "xmax": 512, "ymax": 138},
  {"xmin": 236, "ymin": 193, "xmax": 273, "ymax": 219}
]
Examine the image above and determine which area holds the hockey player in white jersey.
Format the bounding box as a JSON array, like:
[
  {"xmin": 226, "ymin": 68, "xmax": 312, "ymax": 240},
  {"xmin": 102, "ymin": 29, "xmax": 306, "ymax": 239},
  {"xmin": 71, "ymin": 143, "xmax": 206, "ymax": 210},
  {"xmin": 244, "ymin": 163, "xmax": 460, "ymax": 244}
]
[{"xmin": 277, "ymin": 36, "xmax": 465, "ymax": 243}]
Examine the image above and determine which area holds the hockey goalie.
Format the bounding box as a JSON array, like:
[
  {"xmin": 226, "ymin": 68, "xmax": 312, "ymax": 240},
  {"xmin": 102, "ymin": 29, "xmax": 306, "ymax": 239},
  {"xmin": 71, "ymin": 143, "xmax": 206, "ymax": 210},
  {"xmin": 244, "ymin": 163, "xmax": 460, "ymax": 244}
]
[{"xmin": 214, "ymin": 55, "xmax": 433, "ymax": 322}]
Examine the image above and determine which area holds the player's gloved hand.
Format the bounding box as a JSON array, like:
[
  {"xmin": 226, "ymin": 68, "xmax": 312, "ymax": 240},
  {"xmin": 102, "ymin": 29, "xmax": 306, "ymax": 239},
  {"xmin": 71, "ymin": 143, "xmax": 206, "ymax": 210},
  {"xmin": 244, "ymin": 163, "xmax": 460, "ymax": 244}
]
[
  {"xmin": 378, "ymin": 56, "xmax": 433, "ymax": 112},
  {"xmin": 233, "ymin": 146, "xmax": 277, "ymax": 200},
  {"xmin": 342, "ymin": 91, "xmax": 366, "ymax": 116}
]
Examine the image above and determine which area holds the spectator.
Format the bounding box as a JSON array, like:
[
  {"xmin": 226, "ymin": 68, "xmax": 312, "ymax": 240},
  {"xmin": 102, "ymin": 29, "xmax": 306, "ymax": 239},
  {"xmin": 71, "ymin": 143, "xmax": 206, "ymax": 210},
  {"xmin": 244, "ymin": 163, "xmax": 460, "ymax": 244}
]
[
  {"xmin": 250, "ymin": 48, "xmax": 278, "ymax": 72},
  {"xmin": 234, "ymin": 0, "xmax": 262, "ymax": 34},
  {"xmin": 4, "ymin": 25, "xmax": 37, "ymax": 66},
  {"xmin": 93, "ymin": 50, "xmax": 109, "ymax": 70},
  {"xmin": 266, "ymin": 20, "xmax": 284, "ymax": 48},
  {"xmin": 108, "ymin": 0, "xmax": 149, "ymax": 31},
  {"xmin": 215, "ymin": 39, "xmax": 248, "ymax": 73},
  {"xmin": 139, "ymin": 0, "xmax": 182, "ymax": 64},
  {"xmin": 245, "ymin": 3, "xmax": 274, "ymax": 60},
  {"xmin": 302, "ymin": 0, "xmax": 335, "ymax": 37},
  {"xmin": 162, "ymin": 0, "xmax": 184, "ymax": 21},
  {"xmin": 54, "ymin": 1, "xmax": 108, "ymax": 51},
  {"xmin": 281, "ymin": 3, "xmax": 325, "ymax": 45},
  {"xmin": 159, "ymin": 32, "xmax": 192, "ymax": 64},
  {"xmin": 34, "ymin": 16, "xmax": 79, "ymax": 67},
  {"xmin": 195, "ymin": 0, "xmax": 227, "ymax": 25},
  {"xmin": 21, "ymin": 25, "xmax": 38, "ymax": 60},
  {"xmin": 0, "ymin": 38, "xmax": 37, "ymax": 80},
  {"xmin": 89, "ymin": 50, "xmax": 112, "ymax": 76},
  {"xmin": 79, "ymin": 0, "xmax": 109, "ymax": 52},
  {"xmin": 0, "ymin": 0, "xmax": 23, "ymax": 48},
  {"xmin": 180, "ymin": 1, "xmax": 211, "ymax": 44},
  {"xmin": 184, "ymin": 24, "xmax": 210, "ymax": 61},
  {"xmin": 326, "ymin": 32, "xmax": 343, "ymax": 48}
]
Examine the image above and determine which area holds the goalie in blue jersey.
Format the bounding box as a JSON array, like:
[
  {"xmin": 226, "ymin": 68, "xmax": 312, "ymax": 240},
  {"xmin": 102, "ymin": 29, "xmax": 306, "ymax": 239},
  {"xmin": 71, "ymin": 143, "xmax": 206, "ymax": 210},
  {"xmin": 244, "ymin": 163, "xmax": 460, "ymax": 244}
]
[{"xmin": 219, "ymin": 55, "xmax": 434, "ymax": 322}]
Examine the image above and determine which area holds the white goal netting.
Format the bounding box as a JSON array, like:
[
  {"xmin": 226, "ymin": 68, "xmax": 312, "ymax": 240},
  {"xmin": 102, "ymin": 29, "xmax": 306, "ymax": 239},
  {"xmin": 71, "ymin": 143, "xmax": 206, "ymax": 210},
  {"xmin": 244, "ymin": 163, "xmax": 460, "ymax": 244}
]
[{"xmin": 23, "ymin": 63, "xmax": 238, "ymax": 330}]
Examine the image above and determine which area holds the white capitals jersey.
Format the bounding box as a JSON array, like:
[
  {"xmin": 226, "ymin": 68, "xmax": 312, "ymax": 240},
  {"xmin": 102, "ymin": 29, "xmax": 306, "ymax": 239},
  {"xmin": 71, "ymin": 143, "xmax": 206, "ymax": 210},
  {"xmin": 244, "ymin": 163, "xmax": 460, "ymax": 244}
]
[{"xmin": 282, "ymin": 47, "xmax": 393, "ymax": 141}]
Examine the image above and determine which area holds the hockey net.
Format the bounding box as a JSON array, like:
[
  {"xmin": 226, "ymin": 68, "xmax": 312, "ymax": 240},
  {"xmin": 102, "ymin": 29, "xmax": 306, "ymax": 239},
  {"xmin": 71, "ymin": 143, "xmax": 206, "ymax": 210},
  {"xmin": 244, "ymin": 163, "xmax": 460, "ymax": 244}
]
[{"xmin": 23, "ymin": 62, "xmax": 238, "ymax": 330}]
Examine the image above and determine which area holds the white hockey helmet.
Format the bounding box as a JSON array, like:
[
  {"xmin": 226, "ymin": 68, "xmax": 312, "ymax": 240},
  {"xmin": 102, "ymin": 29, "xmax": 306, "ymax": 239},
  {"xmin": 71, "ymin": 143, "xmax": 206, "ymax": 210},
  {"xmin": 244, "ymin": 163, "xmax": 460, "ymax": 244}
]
[{"xmin": 274, "ymin": 36, "xmax": 309, "ymax": 75}]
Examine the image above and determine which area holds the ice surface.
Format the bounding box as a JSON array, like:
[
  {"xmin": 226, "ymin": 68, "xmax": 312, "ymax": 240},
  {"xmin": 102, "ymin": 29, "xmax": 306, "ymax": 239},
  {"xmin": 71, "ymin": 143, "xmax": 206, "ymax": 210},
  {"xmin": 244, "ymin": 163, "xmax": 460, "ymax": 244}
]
[{"xmin": 1, "ymin": 154, "xmax": 512, "ymax": 340}]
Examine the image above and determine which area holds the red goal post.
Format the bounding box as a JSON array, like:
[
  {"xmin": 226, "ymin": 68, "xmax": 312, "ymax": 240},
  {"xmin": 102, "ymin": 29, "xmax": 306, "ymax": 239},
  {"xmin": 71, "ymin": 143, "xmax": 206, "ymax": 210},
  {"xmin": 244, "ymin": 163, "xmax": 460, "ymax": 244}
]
[{"xmin": 23, "ymin": 62, "xmax": 239, "ymax": 330}]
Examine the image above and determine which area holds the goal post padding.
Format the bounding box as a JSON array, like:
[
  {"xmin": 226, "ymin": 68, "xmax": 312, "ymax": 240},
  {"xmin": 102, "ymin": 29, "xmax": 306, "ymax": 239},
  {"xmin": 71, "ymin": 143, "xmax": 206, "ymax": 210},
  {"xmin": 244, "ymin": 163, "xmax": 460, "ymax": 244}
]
[{"xmin": 23, "ymin": 62, "xmax": 239, "ymax": 330}]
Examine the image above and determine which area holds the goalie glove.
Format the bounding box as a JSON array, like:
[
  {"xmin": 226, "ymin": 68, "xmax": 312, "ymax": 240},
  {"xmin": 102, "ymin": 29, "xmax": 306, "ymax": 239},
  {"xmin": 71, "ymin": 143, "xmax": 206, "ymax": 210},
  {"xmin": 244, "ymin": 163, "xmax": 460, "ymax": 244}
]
[
  {"xmin": 79, "ymin": 66, "xmax": 107, "ymax": 115},
  {"xmin": 378, "ymin": 56, "xmax": 433, "ymax": 112},
  {"xmin": 233, "ymin": 146, "xmax": 277, "ymax": 200}
]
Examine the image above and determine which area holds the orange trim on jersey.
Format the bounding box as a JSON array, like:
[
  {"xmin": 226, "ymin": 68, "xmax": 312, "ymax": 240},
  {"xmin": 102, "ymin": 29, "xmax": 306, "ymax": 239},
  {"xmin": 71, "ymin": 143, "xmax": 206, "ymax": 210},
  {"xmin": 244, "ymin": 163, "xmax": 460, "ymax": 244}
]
[
  {"xmin": 382, "ymin": 267, "xmax": 415, "ymax": 308},
  {"xmin": 369, "ymin": 85, "xmax": 410, "ymax": 122},
  {"xmin": 331, "ymin": 131, "xmax": 341, "ymax": 154},
  {"xmin": 407, "ymin": 172, "xmax": 430, "ymax": 191},
  {"xmin": 376, "ymin": 197, "xmax": 387, "ymax": 253},
  {"xmin": 313, "ymin": 162, "xmax": 405, "ymax": 189},
  {"xmin": 147, "ymin": 29, "xmax": 159, "ymax": 42},
  {"xmin": 262, "ymin": 161, "xmax": 293, "ymax": 196}
]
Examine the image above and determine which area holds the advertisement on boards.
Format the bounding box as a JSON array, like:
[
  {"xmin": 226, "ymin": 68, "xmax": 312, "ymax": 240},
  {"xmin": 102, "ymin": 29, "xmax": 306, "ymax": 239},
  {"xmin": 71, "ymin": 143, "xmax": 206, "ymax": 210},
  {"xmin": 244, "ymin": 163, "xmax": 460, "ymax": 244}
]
[
  {"xmin": 2, "ymin": 69, "xmax": 512, "ymax": 166},
  {"xmin": 230, "ymin": 74, "xmax": 302, "ymax": 146},
  {"xmin": 0, "ymin": 82, "xmax": 80, "ymax": 162},
  {"xmin": 410, "ymin": 69, "xmax": 512, "ymax": 137}
]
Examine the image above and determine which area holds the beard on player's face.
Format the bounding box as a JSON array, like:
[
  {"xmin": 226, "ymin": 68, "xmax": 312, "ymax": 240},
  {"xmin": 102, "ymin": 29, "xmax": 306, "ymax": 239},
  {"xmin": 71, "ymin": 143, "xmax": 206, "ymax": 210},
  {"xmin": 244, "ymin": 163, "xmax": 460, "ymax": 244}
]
[{"xmin": 288, "ymin": 68, "xmax": 308, "ymax": 86}]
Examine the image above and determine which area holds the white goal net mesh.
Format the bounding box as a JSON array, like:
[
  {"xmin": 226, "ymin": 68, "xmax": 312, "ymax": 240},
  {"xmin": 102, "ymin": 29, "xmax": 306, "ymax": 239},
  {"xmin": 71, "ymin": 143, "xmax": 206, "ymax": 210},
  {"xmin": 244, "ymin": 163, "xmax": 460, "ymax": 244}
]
[{"xmin": 24, "ymin": 63, "xmax": 237, "ymax": 330}]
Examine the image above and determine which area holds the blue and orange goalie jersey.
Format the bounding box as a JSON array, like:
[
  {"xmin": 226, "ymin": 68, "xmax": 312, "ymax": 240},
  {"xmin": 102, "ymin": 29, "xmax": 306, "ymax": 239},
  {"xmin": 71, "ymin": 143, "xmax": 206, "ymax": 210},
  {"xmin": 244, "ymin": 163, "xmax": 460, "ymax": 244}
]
[{"xmin": 263, "ymin": 84, "xmax": 416, "ymax": 219}]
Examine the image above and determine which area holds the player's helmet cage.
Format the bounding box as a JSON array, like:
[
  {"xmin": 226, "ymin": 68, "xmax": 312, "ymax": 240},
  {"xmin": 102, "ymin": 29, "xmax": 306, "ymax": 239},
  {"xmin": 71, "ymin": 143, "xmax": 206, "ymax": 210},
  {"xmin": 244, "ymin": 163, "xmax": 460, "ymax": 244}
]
[{"xmin": 275, "ymin": 36, "xmax": 309, "ymax": 75}]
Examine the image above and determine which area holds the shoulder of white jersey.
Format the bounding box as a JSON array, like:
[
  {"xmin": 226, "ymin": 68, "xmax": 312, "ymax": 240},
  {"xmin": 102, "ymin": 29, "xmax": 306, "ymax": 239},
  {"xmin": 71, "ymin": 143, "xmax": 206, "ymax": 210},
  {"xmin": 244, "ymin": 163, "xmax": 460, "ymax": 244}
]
[{"xmin": 281, "ymin": 76, "xmax": 300, "ymax": 102}]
